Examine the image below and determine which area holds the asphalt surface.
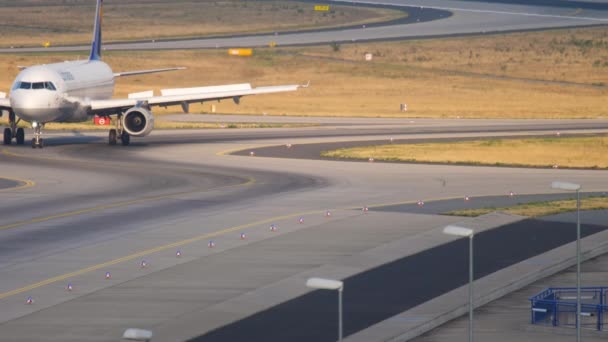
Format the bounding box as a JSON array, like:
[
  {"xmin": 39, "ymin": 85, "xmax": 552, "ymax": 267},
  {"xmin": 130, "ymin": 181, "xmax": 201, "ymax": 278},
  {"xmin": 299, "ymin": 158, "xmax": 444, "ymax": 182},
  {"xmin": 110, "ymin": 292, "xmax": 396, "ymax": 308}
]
[
  {"xmin": 230, "ymin": 132, "xmax": 608, "ymax": 164},
  {"xmin": 0, "ymin": 120, "xmax": 607, "ymax": 341},
  {"xmin": 0, "ymin": 177, "xmax": 21, "ymax": 190},
  {"xmin": 192, "ymin": 217, "xmax": 608, "ymax": 342},
  {"xmin": 0, "ymin": 0, "xmax": 607, "ymax": 339},
  {"xmin": 1, "ymin": 0, "xmax": 606, "ymax": 53}
]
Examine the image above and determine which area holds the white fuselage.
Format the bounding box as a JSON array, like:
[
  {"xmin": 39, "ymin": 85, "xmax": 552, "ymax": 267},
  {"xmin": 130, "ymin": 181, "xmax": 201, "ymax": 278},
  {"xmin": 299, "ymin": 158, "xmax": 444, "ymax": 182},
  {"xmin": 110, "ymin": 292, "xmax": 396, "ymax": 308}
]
[{"xmin": 10, "ymin": 60, "xmax": 114, "ymax": 123}]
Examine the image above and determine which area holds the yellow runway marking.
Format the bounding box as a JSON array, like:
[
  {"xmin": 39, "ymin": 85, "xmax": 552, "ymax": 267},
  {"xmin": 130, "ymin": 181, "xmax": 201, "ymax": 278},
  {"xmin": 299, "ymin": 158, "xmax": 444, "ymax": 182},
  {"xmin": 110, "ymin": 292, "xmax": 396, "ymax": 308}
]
[
  {"xmin": 0, "ymin": 209, "xmax": 320, "ymax": 300},
  {"xmin": 0, "ymin": 176, "xmax": 35, "ymax": 192},
  {"xmin": 0, "ymin": 191, "xmax": 557, "ymax": 300}
]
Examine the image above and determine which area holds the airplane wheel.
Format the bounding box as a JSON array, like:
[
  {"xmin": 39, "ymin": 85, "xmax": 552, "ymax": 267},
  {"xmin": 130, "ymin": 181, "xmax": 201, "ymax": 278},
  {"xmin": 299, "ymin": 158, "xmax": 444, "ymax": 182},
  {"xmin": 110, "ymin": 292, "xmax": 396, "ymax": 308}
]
[
  {"xmin": 3, "ymin": 128, "xmax": 11, "ymax": 145},
  {"xmin": 121, "ymin": 132, "xmax": 130, "ymax": 146},
  {"xmin": 31, "ymin": 138, "xmax": 43, "ymax": 148},
  {"xmin": 108, "ymin": 129, "xmax": 117, "ymax": 145},
  {"xmin": 16, "ymin": 128, "xmax": 25, "ymax": 145}
]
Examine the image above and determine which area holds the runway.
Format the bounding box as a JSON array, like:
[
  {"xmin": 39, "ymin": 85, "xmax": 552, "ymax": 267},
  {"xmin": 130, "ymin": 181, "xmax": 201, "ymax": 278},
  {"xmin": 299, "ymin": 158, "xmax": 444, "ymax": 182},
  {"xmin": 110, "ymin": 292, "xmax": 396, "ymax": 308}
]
[
  {"xmin": 1, "ymin": 0, "xmax": 608, "ymax": 340},
  {"xmin": 1, "ymin": 0, "xmax": 607, "ymax": 53},
  {"xmin": 1, "ymin": 118, "xmax": 608, "ymax": 341}
]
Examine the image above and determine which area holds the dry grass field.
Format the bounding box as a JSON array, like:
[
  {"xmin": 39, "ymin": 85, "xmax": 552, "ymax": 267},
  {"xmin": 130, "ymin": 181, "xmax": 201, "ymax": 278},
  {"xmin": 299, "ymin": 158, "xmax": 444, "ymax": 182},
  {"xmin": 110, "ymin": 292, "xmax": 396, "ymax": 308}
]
[
  {"xmin": 445, "ymin": 196, "xmax": 608, "ymax": 217},
  {"xmin": 0, "ymin": 0, "xmax": 403, "ymax": 48},
  {"xmin": 1, "ymin": 27, "xmax": 608, "ymax": 119},
  {"xmin": 320, "ymin": 136, "xmax": 608, "ymax": 168}
]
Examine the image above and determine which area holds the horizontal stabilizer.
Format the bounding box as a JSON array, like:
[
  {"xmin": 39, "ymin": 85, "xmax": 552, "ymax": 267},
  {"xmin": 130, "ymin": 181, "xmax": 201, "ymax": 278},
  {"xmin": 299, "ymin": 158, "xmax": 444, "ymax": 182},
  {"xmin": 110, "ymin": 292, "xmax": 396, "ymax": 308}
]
[
  {"xmin": 161, "ymin": 83, "xmax": 251, "ymax": 96},
  {"xmin": 113, "ymin": 67, "xmax": 186, "ymax": 78}
]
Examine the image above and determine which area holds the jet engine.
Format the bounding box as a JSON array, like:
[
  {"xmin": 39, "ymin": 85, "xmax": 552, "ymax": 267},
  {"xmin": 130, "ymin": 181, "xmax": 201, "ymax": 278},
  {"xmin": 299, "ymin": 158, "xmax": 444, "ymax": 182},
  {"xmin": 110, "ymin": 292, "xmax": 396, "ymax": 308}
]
[{"xmin": 122, "ymin": 107, "xmax": 154, "ymax": 137}]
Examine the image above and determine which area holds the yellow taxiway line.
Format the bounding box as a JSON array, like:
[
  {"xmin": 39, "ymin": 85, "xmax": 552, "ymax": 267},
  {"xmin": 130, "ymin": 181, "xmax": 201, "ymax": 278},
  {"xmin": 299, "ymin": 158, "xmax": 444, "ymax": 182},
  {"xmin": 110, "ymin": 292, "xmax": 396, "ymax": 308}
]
[
  {"xmin": 0, "ymin": 176, "xmax": 35, "ymax": 192},
  {"xmin": 0, "ymin": 209, "xmax": 320, "ymax": 300}
]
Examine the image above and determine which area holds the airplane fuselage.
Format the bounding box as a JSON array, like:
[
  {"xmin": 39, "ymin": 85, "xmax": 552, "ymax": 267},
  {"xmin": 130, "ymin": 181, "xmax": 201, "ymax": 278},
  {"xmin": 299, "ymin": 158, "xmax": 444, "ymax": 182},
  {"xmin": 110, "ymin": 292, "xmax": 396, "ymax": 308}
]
[{"xmin": 10, "ymin": 60, "xmax": 114, "ymax": 123}]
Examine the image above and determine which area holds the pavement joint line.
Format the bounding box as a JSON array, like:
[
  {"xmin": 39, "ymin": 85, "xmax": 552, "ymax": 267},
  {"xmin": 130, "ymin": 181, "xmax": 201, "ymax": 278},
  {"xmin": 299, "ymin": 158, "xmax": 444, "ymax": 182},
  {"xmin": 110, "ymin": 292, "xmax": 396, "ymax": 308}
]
[
  {"xmin": 354, "ymin": 0, "xmax": 608, "ymax": 22},
  {"xmin": 0, "ymin": 177, "xmax": 255, "ymax": 232},
  {"xmin": 216, "ymin": 144, "xmax": 260, "ymax": 156},
  {"xmin": 0, "ymin": 193, "xmax": 521, "ymax": 300},
  {"xmin": 346, "ymin": 190, "xmax": 608, "ymax": 211},
  {"xmin": 0, "ymin": 209, "xmax": 323, "ymax": 300},
  {"xmin": 0, "ymin": 176, "xmax": 35, "ymax": 192}
]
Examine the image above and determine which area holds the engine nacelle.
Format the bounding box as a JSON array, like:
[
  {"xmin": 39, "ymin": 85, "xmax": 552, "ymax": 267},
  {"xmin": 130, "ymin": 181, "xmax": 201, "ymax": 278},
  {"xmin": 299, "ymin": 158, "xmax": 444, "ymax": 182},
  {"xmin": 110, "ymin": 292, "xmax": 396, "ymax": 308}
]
[{"xmin": 122, "ymin": 107, "xmax": 154, "ymax": 137}]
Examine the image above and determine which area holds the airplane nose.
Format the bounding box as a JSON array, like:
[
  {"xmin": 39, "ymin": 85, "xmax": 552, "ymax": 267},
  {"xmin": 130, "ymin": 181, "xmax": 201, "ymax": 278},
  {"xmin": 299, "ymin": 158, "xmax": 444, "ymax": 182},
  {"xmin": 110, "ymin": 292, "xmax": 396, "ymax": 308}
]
[{"xmin": 10, "ymin": 90, "xmax": 57, "ymax": 122}]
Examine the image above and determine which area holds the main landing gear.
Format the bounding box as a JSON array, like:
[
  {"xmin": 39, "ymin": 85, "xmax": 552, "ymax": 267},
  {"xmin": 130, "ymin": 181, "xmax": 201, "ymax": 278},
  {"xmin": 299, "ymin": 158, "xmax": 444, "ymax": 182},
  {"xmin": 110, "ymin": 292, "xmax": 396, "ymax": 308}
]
[
  {"xmin": 31, "ymin": 121, "xmax": 43, "ymax": 148},
  {"xmin": 2, "ymin": 111, "xmax": 25, "ymax": 146},
  {"xmin": 108, "ymin": 115, "xmax": 130, "ymax": 146}
]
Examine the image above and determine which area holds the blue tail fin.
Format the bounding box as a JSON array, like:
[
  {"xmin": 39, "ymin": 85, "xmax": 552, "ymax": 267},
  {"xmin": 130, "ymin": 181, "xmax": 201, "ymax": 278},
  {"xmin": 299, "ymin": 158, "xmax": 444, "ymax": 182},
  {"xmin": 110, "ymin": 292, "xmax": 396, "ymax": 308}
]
[{"xmin": 89, "ymin": 0, "xmax": 103, "ymax": 61}]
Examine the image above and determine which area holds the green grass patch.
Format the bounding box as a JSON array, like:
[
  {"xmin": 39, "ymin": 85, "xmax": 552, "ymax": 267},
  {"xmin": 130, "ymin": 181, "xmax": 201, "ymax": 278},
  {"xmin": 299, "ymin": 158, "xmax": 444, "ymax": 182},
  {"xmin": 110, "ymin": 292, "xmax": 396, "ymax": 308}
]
[
  {"xmin": 320, "ymin": 136, "xmax": 608, "ymax": 168},
  {"xmin": 445, "ymin": 196, "xmax": 608, "ymax": 217}
]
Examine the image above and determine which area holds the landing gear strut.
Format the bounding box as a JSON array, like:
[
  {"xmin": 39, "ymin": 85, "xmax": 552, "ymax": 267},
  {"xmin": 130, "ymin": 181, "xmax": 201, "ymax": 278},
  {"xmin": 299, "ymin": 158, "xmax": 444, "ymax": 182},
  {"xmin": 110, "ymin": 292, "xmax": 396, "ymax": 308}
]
[
  {"xmin": 108, "ymin": 114, "xmax": 130, "ymax": 146},
  {"xmin": 31, "ymin": 121, "xmax": 43, "ymax": 148},
  {"xmin": 3, "ymin": 111, "xmax": 24, "ymax": 145}
]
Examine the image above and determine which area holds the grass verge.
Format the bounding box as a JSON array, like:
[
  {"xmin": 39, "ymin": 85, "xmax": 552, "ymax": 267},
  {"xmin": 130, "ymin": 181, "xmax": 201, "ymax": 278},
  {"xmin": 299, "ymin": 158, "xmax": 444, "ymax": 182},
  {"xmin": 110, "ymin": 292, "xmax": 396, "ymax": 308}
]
[
  {"xmin": 0, "ymin": 117, "xmax": 316, "ymax": 131},
  {"xmin": 0, "ymin": 0, "xmax": 404, "ymax": 48},
  {"xmin": 320, "ymin": 136, "xmax": 608, "ymax": 169},
  {"xmin": 445, "ymin": 196, "xmax": 608, "ymax": 217},
  {"xmin": 2, "ymin": 27, "xmax": 608, "ymax": 119}
]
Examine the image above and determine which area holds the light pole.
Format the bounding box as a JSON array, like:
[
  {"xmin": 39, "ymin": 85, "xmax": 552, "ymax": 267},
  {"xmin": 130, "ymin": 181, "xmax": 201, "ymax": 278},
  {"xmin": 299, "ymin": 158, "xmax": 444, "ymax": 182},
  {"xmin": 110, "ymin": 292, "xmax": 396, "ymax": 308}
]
[
  {"xmin": 443, "ymin": 225, "xmax": 475, "ymax": 342},
  {"xmin": 551, "ymin": 181, "xmax": 582, "ymax": 342},
  {"xmin": 306, "ymin": 277, "xmax": 344, "ymax": 341}
]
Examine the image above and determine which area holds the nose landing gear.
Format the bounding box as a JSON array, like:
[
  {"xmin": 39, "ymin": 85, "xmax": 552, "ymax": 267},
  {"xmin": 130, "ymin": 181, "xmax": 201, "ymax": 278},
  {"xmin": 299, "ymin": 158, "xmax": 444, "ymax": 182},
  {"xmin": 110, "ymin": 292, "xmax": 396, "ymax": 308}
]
[
  {"xmin": 2, "ymin": 111, "xmax": 25, "ymax": 145},
  {"xmin": 31, "ymin": 121, "xmax": 43, "ymax": 148}
]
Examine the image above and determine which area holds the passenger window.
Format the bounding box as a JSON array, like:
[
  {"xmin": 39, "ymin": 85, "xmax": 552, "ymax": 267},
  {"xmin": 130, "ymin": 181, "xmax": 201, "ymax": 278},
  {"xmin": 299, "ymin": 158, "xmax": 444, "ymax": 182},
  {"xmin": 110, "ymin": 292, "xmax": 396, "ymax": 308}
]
[
  {"xmin": 32, "ymin": 82, "xmax": 44, "ymax": 90},
  {"xmin": 19, "ymin": 82, "xmax": 31, "ymax": 89},
  {"xmin": 45, "ymin": 82, "xmax": 56, "ymax": 91}
]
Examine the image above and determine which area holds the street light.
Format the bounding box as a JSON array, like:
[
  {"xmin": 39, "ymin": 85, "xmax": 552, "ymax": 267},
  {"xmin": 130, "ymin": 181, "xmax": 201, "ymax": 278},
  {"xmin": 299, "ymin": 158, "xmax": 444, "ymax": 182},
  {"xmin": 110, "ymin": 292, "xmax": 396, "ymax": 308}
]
[
  {"xmin": 306, "ymin": 277, "xmax": 344, "ymax": 341},
  {"xmin": 443, "ymin": 225, "xmax": 475, "ymax": 342},
  {"xmin": 551, "ymin": 181, "xmax": 582, "ymax": 342}
]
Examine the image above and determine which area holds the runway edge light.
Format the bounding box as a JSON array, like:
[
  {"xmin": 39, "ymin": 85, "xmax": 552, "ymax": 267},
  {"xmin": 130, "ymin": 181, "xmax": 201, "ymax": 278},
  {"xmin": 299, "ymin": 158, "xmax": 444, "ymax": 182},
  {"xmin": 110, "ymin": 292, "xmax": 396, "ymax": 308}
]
[
  {"xmin": 25, "ymin": 296, "xmax": 34, "ymax": 304},
  {"xmin": 270, "ymin": 224, "xmax": 277, "ymax": 232}
]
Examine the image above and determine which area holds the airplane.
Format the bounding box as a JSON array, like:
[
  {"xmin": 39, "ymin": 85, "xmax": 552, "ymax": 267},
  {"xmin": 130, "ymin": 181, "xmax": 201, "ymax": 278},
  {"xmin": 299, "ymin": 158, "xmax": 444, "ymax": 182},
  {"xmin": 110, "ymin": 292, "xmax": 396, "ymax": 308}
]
[{"xmin": 0, "ymin": 0, "xmax": 306, "ymax": 148}]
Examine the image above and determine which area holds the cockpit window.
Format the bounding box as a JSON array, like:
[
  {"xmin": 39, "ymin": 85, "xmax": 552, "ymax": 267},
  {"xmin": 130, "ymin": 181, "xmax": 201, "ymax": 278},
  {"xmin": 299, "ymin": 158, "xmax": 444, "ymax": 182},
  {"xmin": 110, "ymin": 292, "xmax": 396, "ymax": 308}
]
[{"xmin": 13, "ymin": 81, "xmax": 56, "ymax": 91}]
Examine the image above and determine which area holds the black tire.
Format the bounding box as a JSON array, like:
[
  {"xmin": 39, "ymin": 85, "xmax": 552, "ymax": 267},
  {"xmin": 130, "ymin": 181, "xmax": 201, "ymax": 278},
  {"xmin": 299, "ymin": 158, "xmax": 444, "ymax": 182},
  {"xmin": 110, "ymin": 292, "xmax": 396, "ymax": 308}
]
[
  {"xmin": 3, "ymin": 128, "xmax": 11, "ymax": 145},
  {"xmin": 16, "ymin": 128, "xmax": 25, "ymax": 145},
  {"xmin": 109, "ymin": 129, "xmax": 117, "ymax": 145},
  {"xmin": 121, "ymin": 132, "xmax": 130, "ymax": 146},
  {"xmin": 38, "ymin": 138, "xmax": 44, "ymax": 148},
  {"xmin": 31, "ymin": 138, "xmax": 36, "ymax": 148}
]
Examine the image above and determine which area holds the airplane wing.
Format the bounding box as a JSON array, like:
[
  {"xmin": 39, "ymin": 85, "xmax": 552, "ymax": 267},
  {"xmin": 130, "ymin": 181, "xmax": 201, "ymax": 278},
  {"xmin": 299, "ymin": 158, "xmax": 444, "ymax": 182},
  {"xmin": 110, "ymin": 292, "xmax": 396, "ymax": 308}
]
[
  {"xmin": 113, "ymin": 67, "xmax": 186, "ymax": 77},
  {"xmin": 88, "ymin": 82, "xmax": 307, "ymax": 116},
  {"xmin": 0, "ymin": 92, "xmax": 11, "ymax": 111}
]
